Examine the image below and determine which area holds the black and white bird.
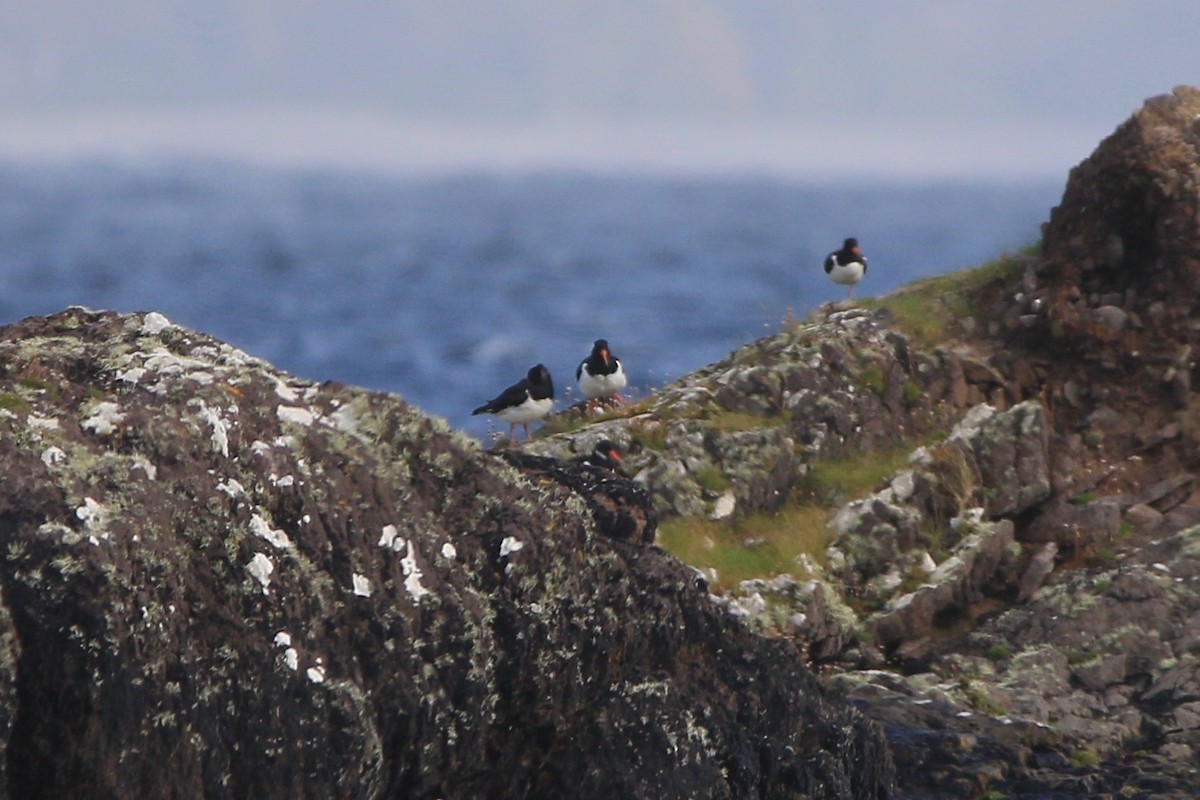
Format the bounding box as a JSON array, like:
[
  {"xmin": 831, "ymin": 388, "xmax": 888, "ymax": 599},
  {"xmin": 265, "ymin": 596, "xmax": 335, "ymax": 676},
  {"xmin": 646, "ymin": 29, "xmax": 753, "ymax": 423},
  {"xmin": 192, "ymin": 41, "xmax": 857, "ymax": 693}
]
[
  {"xmin": 824, "ymin": 237, "xmax": 868, "ymax": 301},
  {"xmin": 472, "ymin": 363, "xmax": 554, "ymax": 443},
  {"xmin": 576, "ymin": 339, "xmax": 627, "ymax": 413}
]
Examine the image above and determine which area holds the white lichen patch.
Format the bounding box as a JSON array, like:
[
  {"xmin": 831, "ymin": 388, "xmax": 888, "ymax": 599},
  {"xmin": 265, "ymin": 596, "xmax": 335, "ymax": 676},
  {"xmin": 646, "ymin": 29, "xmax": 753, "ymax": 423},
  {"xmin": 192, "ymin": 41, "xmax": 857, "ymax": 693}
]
[
  {"xmin": 441, "ymin": 542, "xmax": 457, "ymax": 560},
  {"xmin": 329, "ymin": 403, "xmax": 358, "ymax": 434},
  {"xmin": 192, "ymin": 400, "xmax": 233, "ymax": 458},
  {"xmin": 115, "ymin": 366, "xmax": 147, "ymax": 384},
  {"xmin": 41, "ymin": 446, "xmax": 67, "ymax": 468},
  {"xmin": 81, "ymin": 402, "xmax": 125, "ymax": 436},
  {"xmin": 284, "ymin": 648, "xmax": 299, "ymax": 671},
  {"xmin": 132, "ymin": 455, "xmax": 157, "ymax": 480},
  {"xmin": 499, "ymin": 536, "xmax": 524, "ymax": 557},
  {"xmin": 378, "ymin": 524, "xmax": 401, "ymax": 550},
  {"xmin": 76, "ymin": 497, "xmax": 107, "ymax": 532},
  {"xmin": 140, "ymin": 348, "xmax": 215, "ymax": 380},
  {"xmin": 272, "ymin": 378, "xmax": 300, "ymax": 403},
  {"xmin": 710, "ymin": 492, "xmax": 736, "ymax": 520},
  {"xmin": 399, "ymin": 540, "xmax": 430, "ymax": 601},
  {"xmin": 28, "ymin": 415, "xmax": 60, "ymax": 431},
  {"xmin": 247, "ymin": 552, "xmax": 274, "ymax": 594},
  {"xmin": 217, "ymin": 478, "xmax": 245, "ymax": 498},
  {"xmin": 306, "ymin": 665, "xmax": 325, "ymax": 684},
  {"xmin": 273, "ymin": 631, "xmax": 291, "ymax": 648},
  {"xmin": 277, "ymin": 405, "xmax": 316, "ymax": 427},
  {"xmin": 270, "ymin": 474, "xmax": 295, "ymax": 488},
  {"xmin": 37, "ymin": 521, "xmax": 82, "ymax": 545},
  {"xmin": 250, "ymin": 513, "xmax": 291, "ymax": 549},
  {"xmin": 141, "ymin": 311, "xmax": 174, "ymax": 335},
  {"xmin": 352, "ymin": 573, "xmax": 372, "ymax": 597}
]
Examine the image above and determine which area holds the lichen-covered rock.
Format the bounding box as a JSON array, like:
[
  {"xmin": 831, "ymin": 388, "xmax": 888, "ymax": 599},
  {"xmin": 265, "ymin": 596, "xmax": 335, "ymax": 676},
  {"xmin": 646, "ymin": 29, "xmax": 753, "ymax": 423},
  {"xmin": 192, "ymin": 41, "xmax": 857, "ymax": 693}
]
[
  {"xmin": 0, "ymin": 308, "xmax": 894, "ymax": 800},
  {"xmin": 527, "ymin": 307, "xmax": 978, "ymax": 524},
  {"xmin": 868, "ymin": 519, "xmax": 1017, "ymax": 658},
  {"xmin": 1044, "ymin": 85, "xmax": 1200, "ymax": 343},
  {"xmin": 941, "ymin": 400, "xmax": 1051, "ymax": 518}
]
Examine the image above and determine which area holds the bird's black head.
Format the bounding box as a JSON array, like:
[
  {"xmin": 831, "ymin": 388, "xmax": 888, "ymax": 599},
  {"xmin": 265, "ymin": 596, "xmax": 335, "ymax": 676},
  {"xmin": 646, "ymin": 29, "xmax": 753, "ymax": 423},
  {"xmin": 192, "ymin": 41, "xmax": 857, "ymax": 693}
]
[
  {"xmin": 587, "ymin": 439, "xmax": 623, "ymax": 470},
  {"xmin": 528, "ymin": 364, "xmax": 554, "ymax": 397},
  {"xmin": 844, "ymin": 237, "xmax": 858, "ymax": 249},
  {"xmin": 592, "ymin": 339, "xmax": 610, "ymax": 353}
]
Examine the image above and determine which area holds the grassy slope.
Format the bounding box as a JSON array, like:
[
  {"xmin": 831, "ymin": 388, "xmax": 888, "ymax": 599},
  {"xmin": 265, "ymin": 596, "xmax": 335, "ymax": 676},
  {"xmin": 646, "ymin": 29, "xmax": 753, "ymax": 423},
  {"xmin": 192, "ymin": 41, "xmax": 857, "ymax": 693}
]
[{"xmin": 655, "ymin": 247, "xmax": 1037, "ymax": 591}]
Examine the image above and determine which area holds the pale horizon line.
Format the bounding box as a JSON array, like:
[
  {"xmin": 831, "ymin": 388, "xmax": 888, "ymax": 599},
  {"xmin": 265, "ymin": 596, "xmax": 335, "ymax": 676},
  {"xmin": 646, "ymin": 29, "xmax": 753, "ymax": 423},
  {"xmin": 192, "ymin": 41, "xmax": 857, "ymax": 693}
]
[{"xmin": 0, "ymin": 108, "xmax": 1106, "ymax": 182}]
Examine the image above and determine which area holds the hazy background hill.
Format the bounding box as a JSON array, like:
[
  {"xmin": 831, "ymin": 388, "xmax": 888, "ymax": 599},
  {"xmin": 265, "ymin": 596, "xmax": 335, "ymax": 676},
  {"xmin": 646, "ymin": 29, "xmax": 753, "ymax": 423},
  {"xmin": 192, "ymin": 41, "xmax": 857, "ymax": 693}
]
[
  {"xmin": 2, "ymin": 3, "xmax": 1199, "ymax": 435},
  {"xmin": 4, "ymin": 2, "xmax": 1200, "ymax": 177}
]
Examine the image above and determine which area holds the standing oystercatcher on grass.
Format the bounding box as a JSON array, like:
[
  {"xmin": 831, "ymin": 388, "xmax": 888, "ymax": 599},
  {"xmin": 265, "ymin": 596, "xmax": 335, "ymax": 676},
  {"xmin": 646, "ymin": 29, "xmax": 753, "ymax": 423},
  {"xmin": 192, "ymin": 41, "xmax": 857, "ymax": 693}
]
[
  {"xmin": 472, "ymin": 363, "xmax": 554, "ymax": 443},
  {"xmin": 824, "ymin": 237, "xmax": 868, "ymax": 301},
  {"xmin": 576, "ymin": 339, "xmax": 627, "ymax": 414}
]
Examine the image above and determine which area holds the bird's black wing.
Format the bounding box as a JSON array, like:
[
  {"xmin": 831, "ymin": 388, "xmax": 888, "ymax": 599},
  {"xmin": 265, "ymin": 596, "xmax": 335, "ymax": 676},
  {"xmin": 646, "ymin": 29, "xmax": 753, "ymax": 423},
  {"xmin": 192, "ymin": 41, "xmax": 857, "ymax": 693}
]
[{"xmin": 472, "ymin": 379, "xmax": 530, "ymax": 415}]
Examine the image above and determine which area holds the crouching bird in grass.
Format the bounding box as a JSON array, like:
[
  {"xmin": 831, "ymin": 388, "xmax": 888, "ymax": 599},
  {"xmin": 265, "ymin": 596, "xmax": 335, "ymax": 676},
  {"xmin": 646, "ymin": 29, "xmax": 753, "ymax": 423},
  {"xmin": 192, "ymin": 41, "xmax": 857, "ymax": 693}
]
[
  {"xmin": 578, "ymin": 439, "xmax": 624, "ymax": 472},
  {"xmin": 472, "ymin": 363, "xmax": 554, "ymax": 443},
  {"xmin": 502, "ymin": 440, "xmax": 655, "ymax": 543},
  {"xmin": 824, "ymin": 237, "xmax": 868, "ymax": 302},
  {"xmin": 576, "ymin": 339, "xmax": 627, "ymax": 415}
]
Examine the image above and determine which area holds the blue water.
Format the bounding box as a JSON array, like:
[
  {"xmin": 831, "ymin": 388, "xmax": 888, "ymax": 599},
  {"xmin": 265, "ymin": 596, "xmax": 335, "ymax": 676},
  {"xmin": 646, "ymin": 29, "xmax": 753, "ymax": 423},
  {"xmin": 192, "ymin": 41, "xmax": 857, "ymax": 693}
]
[{"xmin": 0, "ymin": 160, "xmax": 1062, "ymax": 435}]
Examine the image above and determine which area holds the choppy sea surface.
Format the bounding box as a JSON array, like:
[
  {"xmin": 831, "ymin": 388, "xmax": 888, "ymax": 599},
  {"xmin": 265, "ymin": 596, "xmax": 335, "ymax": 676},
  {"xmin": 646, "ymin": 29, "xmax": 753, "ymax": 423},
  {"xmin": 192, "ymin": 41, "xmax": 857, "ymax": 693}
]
[{"xmin": 0, "ymin": 160, "xmax": 1062, "ymax": 435}]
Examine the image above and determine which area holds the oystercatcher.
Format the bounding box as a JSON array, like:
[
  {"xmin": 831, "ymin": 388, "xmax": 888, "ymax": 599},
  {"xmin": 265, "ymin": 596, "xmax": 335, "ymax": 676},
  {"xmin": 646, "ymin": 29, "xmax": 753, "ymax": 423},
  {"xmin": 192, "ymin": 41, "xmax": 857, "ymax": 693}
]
[
  {"xmin": 576, "ymin": 339, "xmax": 627, "ymax": 413},
  {"xmin": 824, "ymin": 237, "xmax": 868, "ymax": 301},
  {"xmin": 579, "ymin": 439, "xmax": 623, "ymax": 472},
  {"xmin": 472, "ymin": 363, "xmax": 554, "ymax": 442}
]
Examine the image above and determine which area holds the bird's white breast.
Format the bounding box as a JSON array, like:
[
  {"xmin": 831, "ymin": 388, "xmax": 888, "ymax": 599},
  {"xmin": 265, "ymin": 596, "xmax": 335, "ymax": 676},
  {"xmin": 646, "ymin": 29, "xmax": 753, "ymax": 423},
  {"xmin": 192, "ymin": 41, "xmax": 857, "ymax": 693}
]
[{"xmin": 579, "ymin": 362, "xmax": 627, "ymax": 399}]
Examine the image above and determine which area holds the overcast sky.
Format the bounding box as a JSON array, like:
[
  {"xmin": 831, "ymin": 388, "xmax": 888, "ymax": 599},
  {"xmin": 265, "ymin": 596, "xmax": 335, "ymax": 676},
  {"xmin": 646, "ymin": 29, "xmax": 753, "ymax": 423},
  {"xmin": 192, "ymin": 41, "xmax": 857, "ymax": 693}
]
[{"xmin": 2, "ymin": 1, "xmax": 1198, "ymax": 179}]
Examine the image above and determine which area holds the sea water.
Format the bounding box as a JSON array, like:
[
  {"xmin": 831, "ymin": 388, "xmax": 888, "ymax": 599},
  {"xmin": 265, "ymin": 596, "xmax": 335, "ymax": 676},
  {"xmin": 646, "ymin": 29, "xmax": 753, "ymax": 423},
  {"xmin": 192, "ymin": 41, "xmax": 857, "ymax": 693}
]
[{"xmin": 0, "ymin": 159, "xmax": 1062, "ymax": 434}]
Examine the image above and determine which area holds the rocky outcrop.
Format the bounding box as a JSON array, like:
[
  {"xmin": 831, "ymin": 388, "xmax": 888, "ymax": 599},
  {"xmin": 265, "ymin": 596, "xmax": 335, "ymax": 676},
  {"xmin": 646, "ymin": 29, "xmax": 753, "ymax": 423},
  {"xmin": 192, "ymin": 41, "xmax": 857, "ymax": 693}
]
[
  {"xmin": 524, "ymin": 87, "xmax": 1200, "ymax": 797},
  {"xmin": 527, "ymin": 308, "xmax": 1010, "ymax": 525},
  {"xmin": 0, "ymin": 308, "xmax": 892, "ymax": 799},
  {"xmin": 8, "ymin": 85, "xmax": 1200, "ymax": 799}
]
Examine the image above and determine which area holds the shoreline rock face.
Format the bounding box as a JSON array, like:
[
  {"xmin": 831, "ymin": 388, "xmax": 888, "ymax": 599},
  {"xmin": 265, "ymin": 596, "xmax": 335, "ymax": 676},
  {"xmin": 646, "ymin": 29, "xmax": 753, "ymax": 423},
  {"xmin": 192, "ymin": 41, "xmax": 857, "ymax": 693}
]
[
  {"xmin": 7, "ymin": 85, "xmax": 1200, "ymax": 799},
  {"xmin": 525, "ymin": 87, "xmax": 1200, "ymax": 798},
  {"xmin": 0, "ymin": 308, "xmax": 891, "ymax": 799}
]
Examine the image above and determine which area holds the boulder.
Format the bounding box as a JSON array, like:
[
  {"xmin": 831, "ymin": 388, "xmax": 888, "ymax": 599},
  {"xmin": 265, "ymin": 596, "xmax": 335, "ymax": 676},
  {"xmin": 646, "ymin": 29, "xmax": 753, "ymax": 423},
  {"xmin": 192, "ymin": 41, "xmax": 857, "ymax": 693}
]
[
  {"xmin": 868, "ymin": 520, "xmax": 1017, "ymax": 655},
  {"xmin": 0, "ymin": 308, "xmax": 894, "ymax": 800},
  {"xmin": 942, "ymin": 401, "xmax": 1051, "ymax": 519}
]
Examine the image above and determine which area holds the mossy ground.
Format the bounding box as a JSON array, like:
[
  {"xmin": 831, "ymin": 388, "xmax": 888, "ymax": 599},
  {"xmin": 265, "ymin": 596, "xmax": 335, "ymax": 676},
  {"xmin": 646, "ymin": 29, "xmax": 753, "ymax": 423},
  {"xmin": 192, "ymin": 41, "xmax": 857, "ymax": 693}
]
[
  {"xmin": 656, "ymin": 503, "xmax": 831, "ymax": 591},
  {"xmin": 862, "ymin": 245, "xmax": 1037, "ymax": 349},
  {"xmin": 657, "ymin": 441, "xmax": 925, "ymax": 591}
]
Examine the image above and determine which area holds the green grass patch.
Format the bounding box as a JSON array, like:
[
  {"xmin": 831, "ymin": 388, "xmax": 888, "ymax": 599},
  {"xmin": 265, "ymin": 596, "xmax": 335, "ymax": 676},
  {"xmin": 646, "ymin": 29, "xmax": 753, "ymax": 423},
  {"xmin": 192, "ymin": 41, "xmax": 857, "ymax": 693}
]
[
  {"xmin": 803, "ymin": 443, "xmax": 919, "ymax": 503},
  {"xmin": 902, "ymin": 381, "xmax": 923, "ymax": 408},
  {"xmin": 705, "ymin": 409, "xmax": 788, "ymax": 432},
  {"xmin": 859, "ymin": 364, "xmax": 885, "ymax": 397},
  {"xmin": 656, "ymin": 503, "xmax": 831, "ymax": 591},
  {"xmin": 629, "ymin": 420, "xmax": 668, "ymax": 452},
  {"xmin": 863, "ymin": 246, "xmax": 1037, "ymax": 350},
  {"xmin": 0, "ymin": 393, "xmax": 31, "ymax": 413},
  {"xmin": 694, "ymin": 466, "xmax": 731, "ymax": 494},
  {"xmin": 986, "ymin": 644, "xmax": 1012, "ymax": 662}
]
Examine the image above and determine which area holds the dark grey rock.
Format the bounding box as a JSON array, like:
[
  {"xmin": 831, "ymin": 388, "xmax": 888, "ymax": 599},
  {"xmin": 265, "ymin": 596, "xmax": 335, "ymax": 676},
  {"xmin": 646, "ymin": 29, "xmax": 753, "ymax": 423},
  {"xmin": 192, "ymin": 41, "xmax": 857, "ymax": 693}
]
[{"xmin": 0, "ymin": 308, "xmax": 893, "ymax": 800}]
